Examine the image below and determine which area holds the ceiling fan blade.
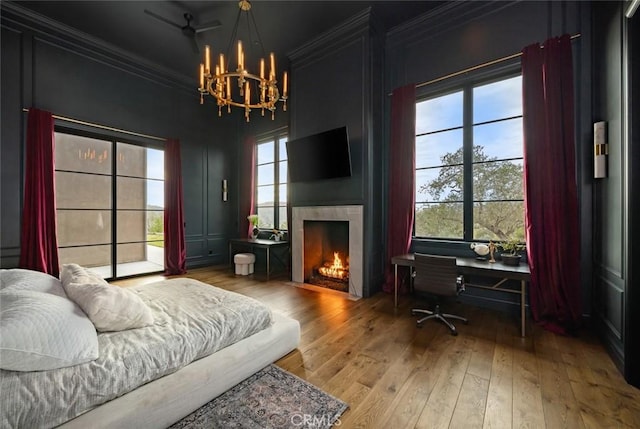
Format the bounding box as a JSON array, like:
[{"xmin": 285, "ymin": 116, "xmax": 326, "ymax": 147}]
[
  {"xmin": 144, "ymin": 9, "xmax": 182, "ymax": 30},
  {"xmin": 194, "ymin": 20, "xmax": 222, "ymax": 34}
]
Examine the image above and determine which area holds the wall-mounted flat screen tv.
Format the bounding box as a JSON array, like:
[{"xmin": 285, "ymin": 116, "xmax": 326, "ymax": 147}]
[{"xmin": 286, "ymin": 126, "xmax": 352, "ymax": 183}]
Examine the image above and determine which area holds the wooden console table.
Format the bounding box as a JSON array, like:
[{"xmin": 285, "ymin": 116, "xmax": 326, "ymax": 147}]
[
  {"xmin": 229, "ymin": 238, "xmax": 289, "ymax": 281},
  {"xmin": 392, "ymin": 253, "xmax": 531, "ymax": 337}
]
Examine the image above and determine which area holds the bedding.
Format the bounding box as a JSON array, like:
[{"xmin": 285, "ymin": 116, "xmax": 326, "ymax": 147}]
[
  {"xmin": 60, "ymin": 263, "xmax": 154, "ymax": 332},
  {"xmin": 0, "ymin": 268, "xmax": 66, "ymax": 297},
  {"xmin": 0, "ymin": 269, "xmax": 99, "ymax": 372},
  {"xmin": 0, "ymin": 290, "xmax": 99, "ymax": 372},
  {"xmin": 0, "ymin": 277, "xmax": 274, "ymax": 429},
  {"xmin": 59, "ymin": 311, "xmax": 301, "ymax": 429}
]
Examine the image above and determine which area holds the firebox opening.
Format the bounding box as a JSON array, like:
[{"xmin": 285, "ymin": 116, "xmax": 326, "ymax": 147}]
[{"xmin": 303, "ymin": 220, "xmax": 349, "ymax": 292}]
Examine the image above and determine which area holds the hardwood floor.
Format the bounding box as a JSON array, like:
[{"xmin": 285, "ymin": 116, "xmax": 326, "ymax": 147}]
[{"xmin": 115, "ymin": 266, "xmax": 640, "ymax": 428}]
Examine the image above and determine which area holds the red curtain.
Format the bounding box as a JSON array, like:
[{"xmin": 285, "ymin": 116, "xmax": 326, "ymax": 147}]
[
  {"xmin": 383, "ymin": 84, "xmax": 416, "ymax": 293},
  {"xmin": 164, "ymin": 138, "xmax": 187, "ymax": 275},
  {"xmin": 19, "ymin": 108, "xmax": 60, "ymax": 276},
  {"xmin": 522, "ymin": 34, "xmax": 581, "ymax": 334},
  {"xmin": 240, "ymin": 135, "xmax": 256, "ymax": 239}
]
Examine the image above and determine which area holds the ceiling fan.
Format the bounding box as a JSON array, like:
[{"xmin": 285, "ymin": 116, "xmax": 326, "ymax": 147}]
[{"xmin": 144, "ymin": 9, "xmax": 222, "ymax": 53}]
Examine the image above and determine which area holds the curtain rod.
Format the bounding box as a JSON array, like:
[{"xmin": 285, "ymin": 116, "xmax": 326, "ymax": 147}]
[
  {"xmin": 21, "ymin": 108, "xmax": 166, "ymax": 142},
  {"xmin": 391, "ymin": 33, "xmax": 581, "ymax": 94}
]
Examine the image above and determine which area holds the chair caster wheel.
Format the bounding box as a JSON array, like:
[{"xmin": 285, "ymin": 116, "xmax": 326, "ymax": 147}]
[{"xmin": 450, "ymin": 330, "xmax": 458, "ymax": 336}]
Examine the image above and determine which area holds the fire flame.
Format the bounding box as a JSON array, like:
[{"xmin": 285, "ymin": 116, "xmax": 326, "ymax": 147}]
[{"xmin": 318, "ymin": 252, "xmax": 349, "ymax": 281}]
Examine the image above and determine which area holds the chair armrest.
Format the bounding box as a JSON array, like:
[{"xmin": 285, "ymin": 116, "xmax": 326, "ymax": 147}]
[{"xmin": 456, "ymin": 275, "xmax": 465, "ymax": 293}]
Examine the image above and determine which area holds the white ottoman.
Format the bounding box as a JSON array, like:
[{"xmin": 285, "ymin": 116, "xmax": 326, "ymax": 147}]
[{"xmin": 234, "ymin": 253, "xmax": 255, "ymax": 275}]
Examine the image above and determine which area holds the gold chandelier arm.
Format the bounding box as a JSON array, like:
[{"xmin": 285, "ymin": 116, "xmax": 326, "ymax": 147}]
[
  {"xmin": 213, "ymin": 97, "xmax": 278, "ymax": 111},
  {"xmin": 203, "ymin": 71, "xmax": 281, "ymax": 109},
  {"xmin": 208, "ymin": 71, "xmax": 266, "ymax": 81},
  {"xmin": 197, "ymin": 0, "xmax": 287, "ymax": 122}
]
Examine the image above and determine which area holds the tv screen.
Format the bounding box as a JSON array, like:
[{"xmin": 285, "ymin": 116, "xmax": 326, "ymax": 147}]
[{"xmin": 286, "ymin": 126, "xmax": 352, "ymax": 183}]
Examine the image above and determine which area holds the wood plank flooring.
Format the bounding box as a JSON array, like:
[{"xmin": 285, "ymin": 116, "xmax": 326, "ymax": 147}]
[{"xmin": 114, "ymin": 266, "xmax": 640, "ymax": 428}]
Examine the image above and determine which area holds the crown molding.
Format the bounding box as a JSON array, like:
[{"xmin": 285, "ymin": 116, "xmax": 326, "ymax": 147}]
[
  {"xmin": 387, "ymin": 0, "xmax": 518, "ymax": 49},
  {"xmin": 288, "ymin": 7, "xmax": 377, "ymax": 64},
  {"xmin": 1, "ymin": 1, "xmax": 195, "ymax": 94}
]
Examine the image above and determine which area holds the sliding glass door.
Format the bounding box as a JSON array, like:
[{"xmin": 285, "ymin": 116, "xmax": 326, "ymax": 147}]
[{"xmin": 55, "ymin": 130, "xmax": 164, "ymax": 279}]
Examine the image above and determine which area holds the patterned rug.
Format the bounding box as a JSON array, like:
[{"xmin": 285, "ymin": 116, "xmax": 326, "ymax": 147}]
[{"xmin": 168, "ymin": 365, "xmax": 348, "ymax": 429}]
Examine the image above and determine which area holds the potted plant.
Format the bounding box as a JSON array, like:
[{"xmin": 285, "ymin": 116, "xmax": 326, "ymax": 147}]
[
  {"xmin": 498, "ymin": 239, "xmax": 526, "ymax": 266},
  {"xmin": 247, "ymin": 214, "xmax": 259, "ymax": 239}
]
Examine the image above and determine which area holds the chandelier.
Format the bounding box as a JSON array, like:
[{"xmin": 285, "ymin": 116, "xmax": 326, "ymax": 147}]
[{"xmin": 198, "ymin": 0, "xmax": 288, "ymax": 122}]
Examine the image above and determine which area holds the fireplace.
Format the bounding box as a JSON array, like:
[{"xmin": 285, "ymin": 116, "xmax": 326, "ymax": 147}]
[
  {"xmin": 291, "ymin": 205, "xmax": 363, "ymax": 298},
  {"xmin": 304, "ymin": 220, "xmax": 349, "ymax": 292}
]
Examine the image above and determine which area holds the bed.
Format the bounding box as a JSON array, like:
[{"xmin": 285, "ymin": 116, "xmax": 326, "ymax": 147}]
[{"xmin": 0, "ymin": 267, "xmax": 300, "ymax": 429}]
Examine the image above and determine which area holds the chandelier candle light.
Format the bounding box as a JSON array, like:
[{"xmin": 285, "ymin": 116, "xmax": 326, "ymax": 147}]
[{"xmin": 198, "ymin": 0, "xmax": 288, "ymax": 122}]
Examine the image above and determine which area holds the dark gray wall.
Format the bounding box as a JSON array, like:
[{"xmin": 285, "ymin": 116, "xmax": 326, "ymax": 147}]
[
  {"xmin": 592, "ymin": 0, "xmax": 639, "ymax": 388},
  {"xmin": 626, "ymin": 1, "xmax": 639, "ymax": 388},
  {"xmin": 592, "ymin": 0, "xmax": 625, "ymax": 368},
  {"xmin": 287, "ymin": 8, "xmax": 385, "ymax": 297},
  {"xmin": 0, "ymin": 4, "xmax": 237, "ymax": 270},
  {"xmin": 1, "ymin": 26, "xmax": 23, "ymax": 266}
]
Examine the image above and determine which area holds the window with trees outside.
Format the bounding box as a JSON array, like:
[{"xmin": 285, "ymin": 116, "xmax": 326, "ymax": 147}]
[
  {"xmin": 54, "ymin": 129, "xmax": 164, "ymax": 279},
  {"xmin": 256, "ymin": 132, "xmax": 288, "ymax": 230},
  {"xmin": 414, "ymin": 74, "xmax": 524, "ymax": 242}
]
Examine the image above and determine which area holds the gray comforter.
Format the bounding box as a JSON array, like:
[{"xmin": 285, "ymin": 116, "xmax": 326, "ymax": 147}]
[{"xmin": 0, "ymin": 278, "xmax": 273, "ymax": 429}]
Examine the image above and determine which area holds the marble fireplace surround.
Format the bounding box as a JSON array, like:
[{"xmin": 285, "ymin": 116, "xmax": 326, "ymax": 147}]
[{"xmin": 291, "ymin": 205, "xmax": 363, "ymax": 299}]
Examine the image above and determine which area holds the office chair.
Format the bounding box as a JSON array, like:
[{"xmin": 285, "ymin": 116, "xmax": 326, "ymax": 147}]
[{"xmin": 411, "ymin": 253, "xmax": 468, "ymax": 335}]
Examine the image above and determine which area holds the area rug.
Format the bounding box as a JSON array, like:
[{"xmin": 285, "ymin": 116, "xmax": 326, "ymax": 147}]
[{"xmin": 168, "ymin": 364, "xmax": 348, "ymax": 429}]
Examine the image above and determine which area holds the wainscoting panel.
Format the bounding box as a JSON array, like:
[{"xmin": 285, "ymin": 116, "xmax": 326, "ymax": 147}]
[
  {"xmin": 602, "ymin": 276, "xmax": 624, "ymax": 339},
  {"xmin": 186, "ymin": 239, "xmax": 205, "ymax": 261},
  {"xmin": 206, "ymin": 236, "xmax": 227, "ymax": 262}
]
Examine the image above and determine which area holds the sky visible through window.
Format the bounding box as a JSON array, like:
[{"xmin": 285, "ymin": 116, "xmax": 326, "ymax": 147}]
[
  {"xmin": 417, "ymin": 77, "xmax": 521, "ymax": 157},
  {"xmin": 256, "ymin": 136, "xmax": 288, "ymax": 229},
  {"xmin": 415, "ymin": 75, "xmax": 524, "ymax": 240},
  {"xmin": 473, "ymin": 76, "xmax": 523, "ymax": 160},
  {"xmin": 146, "ymin": 148, "xmax": 164, "ymax": 208},
  {"xmin": 416, "ymin": 76, "xmax": 522, "ymax": 201}
]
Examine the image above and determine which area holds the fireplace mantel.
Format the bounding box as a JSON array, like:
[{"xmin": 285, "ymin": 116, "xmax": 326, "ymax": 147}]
[{"xmin": 291, "ymin": 205, "xmax": 363, "ymax": 298}]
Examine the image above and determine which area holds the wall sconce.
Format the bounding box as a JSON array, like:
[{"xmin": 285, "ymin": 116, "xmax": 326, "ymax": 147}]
[
  {"xmin": 222, "ymin": 179, "xmax": 228, "ymax": 201},
  {"xmin": 594, "ymin": 121, "xmax": 607, "ymax": 179}
]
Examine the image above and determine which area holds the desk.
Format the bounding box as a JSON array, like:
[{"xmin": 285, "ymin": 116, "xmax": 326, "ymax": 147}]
[
  {"xmin": 229, "ymin": 238, "xmax": 289, "ymax": 281},
  {"xmin": 392, "ymin": 253, "xmax": 531, "ymax": 337}
]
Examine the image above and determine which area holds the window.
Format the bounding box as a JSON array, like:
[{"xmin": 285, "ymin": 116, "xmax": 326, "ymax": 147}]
[
  {"xmin": 55, "ymin": 130, "xmax": 164, "ymax": 279},
  {"xmin": 415, "ymin": 74, "xmax": 524, "ymax": 242},
  {"xmin": 256, "ymin": 132, "xmax": 288, "ymax": 230}
]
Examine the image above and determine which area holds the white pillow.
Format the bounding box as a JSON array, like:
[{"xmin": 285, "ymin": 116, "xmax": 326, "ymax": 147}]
[
  {"xmin": 60, "ymin": 264, "xmax": 154, "ymax": 332},
  {"xmin": 0, "ymin": 290, "xmax": 99, "ymax": 371},
  {"xmin": 0, "ymin": 268, "xmax": 67, "ymax": 297}
]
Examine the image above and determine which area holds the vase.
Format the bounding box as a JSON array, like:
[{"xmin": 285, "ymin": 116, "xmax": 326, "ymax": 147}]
[
  {"xmin": 471, "ymin": 243, "xmax": 490, "ymax": 260},
  {"xmin": 501, "ymin": 253, "xmax": 521, "ymax": 266},
  {"xmin": 252, "ymin": 227, "xmax": 259, "ymax": 239}
]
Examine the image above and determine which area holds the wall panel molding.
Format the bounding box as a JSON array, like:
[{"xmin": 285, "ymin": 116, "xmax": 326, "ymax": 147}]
[
  {"xmin": 600, "ymin": 262, "xmax": 623, "ymax": 280},
  {"xmin": 185, "ymin": 239, "xmax": 205, "ymax": 260},
  {"xmin": 387, "ymin": 1, "xmax": 516, "ymax": 49},
  {"xmin": 288, "ymin": 7, "xmax": 373, "ymax": 64},
  {"xmin": 0, "ymin": 247, "xmax": 21, "ymax": 268}
]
